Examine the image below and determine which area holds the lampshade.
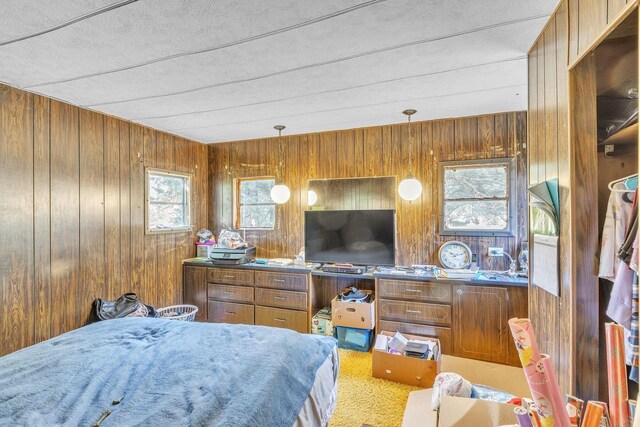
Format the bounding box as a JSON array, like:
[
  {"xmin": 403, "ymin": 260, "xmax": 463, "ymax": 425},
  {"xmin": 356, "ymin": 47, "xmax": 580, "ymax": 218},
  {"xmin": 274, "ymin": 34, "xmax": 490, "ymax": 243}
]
[
  {"xmin": 307, "ymin": 190, "xmax": 318, "ymax": 206},
  {"xmin": 271, "ymin": 183, "xmax": 291, "ymax": 204},
  {"xmin": 398, "ymin": 173, "xmax": 422, "ymax": 201}
]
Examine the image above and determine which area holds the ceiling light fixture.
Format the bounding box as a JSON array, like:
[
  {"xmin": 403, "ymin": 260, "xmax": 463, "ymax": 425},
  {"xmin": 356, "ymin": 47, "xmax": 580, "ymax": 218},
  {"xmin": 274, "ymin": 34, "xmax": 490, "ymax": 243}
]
[
  {"xmin": 270, "ymin": 125, "xmax": 291, "ymax": 204},
  {"xmin": 398, "ymin": 109, "xmax": 422, "ymax": 201}
]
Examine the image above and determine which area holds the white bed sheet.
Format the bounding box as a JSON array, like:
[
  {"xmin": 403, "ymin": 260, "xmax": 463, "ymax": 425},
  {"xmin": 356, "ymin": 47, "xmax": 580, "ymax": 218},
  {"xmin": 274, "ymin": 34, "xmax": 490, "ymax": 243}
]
[{"xmin": 294, "ymin": 345, "xmax": 340, "ymax": 427}]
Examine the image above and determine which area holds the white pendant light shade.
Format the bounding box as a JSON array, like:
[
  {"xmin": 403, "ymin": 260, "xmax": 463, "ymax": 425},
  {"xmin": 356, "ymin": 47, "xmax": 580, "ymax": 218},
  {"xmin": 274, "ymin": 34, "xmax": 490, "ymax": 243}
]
[
  {"xmin": 398, "ymin": 173, "xmax": 422, "ymax": 201},
  {"xmin": 307, "ymin": 190, "xmax": 318, "ymax": 206},
  {"xmin": 271, "ymin": 183, "xmax": 291, "ymax": 204}
]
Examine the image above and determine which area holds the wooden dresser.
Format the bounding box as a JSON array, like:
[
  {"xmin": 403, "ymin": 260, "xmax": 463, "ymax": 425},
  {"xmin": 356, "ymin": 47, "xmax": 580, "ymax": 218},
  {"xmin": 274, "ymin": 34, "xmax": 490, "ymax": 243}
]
[
  {"xmin": 183, "ymin": 261, "xmax": 528, "ymax": 366},
  {"xmin": 184, "ymin": 265, "xmax": 311, "ymax": 333},
  {"xmin": 376, "ymin": 277, "xmax": 527, "ymax": 366}
]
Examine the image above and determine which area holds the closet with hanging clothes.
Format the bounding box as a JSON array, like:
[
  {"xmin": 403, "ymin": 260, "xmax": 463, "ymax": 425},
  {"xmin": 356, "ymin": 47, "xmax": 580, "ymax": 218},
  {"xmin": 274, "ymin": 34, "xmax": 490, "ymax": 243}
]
[{"xmin": 592, "ymin": 11, "xmax": 640, "ymax": 402}]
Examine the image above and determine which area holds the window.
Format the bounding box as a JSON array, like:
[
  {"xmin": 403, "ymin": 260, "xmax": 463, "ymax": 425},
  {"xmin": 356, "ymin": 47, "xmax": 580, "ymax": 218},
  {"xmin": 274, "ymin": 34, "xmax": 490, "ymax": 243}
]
[
  {"xmin": 235, "ymin": 177, "xmax": 276, "ymax": 229},
  {"xmin": 439, "ymin": 158, "xmax": 515, "ymax": 236},
  {"xmin": 146, "ymin": 168, "xmax": 191, "ymax": 233}
]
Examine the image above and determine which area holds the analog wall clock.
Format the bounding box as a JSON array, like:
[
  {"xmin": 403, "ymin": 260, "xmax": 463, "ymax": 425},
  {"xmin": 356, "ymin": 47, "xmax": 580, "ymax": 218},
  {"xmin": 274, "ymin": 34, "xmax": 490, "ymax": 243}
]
[{"xmin": 438, "ymin": 241, "xmax": 473, "ymax": 269}]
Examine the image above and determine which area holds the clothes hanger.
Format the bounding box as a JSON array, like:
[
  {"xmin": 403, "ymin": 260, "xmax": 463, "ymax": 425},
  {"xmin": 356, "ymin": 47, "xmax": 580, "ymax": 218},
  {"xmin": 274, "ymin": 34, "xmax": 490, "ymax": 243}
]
[{"xmin": 609, "ymin": 173, "xmax": 638, "ymax": 192}]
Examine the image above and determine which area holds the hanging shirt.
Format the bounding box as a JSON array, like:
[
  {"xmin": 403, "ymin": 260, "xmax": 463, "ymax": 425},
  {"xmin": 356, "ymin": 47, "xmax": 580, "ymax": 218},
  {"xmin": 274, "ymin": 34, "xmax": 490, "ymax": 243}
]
[{"xmin": 599, "ymin": 182, "xmax": 634, "ymax": 280}]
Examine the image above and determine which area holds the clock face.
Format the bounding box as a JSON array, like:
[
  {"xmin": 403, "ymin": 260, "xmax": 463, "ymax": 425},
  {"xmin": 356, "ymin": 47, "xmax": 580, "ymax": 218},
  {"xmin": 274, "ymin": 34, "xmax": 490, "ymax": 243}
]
[{"xmin": 438, "ymin": 241, "xmax": 472, "ymax": 269}]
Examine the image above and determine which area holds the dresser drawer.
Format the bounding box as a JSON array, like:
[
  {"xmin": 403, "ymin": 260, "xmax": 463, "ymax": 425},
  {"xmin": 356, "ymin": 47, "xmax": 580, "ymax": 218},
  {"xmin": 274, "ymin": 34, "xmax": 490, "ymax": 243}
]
[
  {"xmin": 208, "ymin": 283, "xmax": 254, "ymax": 303},
  {"xmin": 379, "ymin": 299, "xmax": 451, "ymax": 326},
  {"xmin": 255, "ymin": 306, "xmax": 308, "ymax": 333},
  {"xmin": 255, "ymin": 288, "xmax": 307, "ymax": 310},
  {"xmin": 207, "ymin": 301, "xmax": 254, "ymax": 324},
  {"xmin": 255, "ymin": 271, "xmax": 308, "ymax": 291},
  {"xmin": 379, "ymin": 320, "xmax": 452, "ymax": 355},
  {"xmin": 378, "ymin": 279, "xmax": 452, "ymax": 303},
  {"xmin": 208, "ymin": 268, "xmax": 254, "ymax": 286}
]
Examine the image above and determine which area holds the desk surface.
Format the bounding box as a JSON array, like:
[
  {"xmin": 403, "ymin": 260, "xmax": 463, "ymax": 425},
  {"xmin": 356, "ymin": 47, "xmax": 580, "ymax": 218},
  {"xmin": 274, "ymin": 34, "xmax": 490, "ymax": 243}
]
[{"xmin": 182, "ymin": 258, "xmax": 528, "ymax": 288}]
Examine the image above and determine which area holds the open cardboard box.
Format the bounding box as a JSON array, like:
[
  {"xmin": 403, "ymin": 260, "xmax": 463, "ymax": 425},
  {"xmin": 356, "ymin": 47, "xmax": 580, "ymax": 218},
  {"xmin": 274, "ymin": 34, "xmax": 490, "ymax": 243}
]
[
  {"xmin": 402, "ymin": 356, "xmax": 530, "ymax": 427},
  {"xmin": 372, "ymin": 331, "xmax": 441, "ymax": 387},
  {"xmin": 331, "ymin": 291, "xmax": 375, "ymax": 329}
]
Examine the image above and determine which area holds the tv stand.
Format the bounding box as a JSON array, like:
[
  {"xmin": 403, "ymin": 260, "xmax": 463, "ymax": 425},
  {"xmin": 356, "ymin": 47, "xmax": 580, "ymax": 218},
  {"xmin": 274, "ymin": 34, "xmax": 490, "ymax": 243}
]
[{"xmin": 320, "ymin": 263, "xmax": 366, "ymax": 275}]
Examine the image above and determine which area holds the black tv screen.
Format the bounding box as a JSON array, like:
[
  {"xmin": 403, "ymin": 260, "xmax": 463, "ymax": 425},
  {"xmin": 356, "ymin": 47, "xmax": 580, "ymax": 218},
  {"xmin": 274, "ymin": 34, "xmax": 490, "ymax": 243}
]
[{"xmin": 304, "ymin": 209, "xmax": 396, "ymax": 266}]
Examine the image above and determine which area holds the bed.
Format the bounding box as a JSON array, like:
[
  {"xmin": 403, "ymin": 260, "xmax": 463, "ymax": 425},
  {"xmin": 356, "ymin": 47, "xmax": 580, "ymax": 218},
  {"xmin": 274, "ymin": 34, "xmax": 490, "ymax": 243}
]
[{"xmin": 0, "ymin": 318, "xmax": 338, "ymax": 427}]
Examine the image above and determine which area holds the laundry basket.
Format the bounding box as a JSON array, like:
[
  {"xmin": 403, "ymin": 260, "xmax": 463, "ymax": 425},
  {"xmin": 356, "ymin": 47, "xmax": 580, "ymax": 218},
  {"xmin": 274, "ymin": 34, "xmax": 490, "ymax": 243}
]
[{"xmin": 156, "ymin": 305, "xmax": 199, "ymax": 322}]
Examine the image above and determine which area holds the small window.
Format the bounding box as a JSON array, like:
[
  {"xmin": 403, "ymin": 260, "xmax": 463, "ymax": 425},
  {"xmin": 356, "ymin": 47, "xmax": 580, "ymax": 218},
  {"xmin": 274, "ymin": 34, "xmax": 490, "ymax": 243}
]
[
  {"xmin": 235, "ymin": 177, "xmax": 276, "ymax": 229},
  {"xmin": 439, "ymin": 158, "xmax": 515, "ymax": 236},
  {"xmin": 146, "ymin": 168, "xmax": 191, "ymax": 233}
]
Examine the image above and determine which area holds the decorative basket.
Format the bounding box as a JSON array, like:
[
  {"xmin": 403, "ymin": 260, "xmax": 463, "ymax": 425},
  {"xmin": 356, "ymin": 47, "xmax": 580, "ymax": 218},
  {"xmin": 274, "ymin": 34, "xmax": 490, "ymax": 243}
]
[{"xmin": 156, "ymin": 305, "xmax": 199, "ymax": 322}]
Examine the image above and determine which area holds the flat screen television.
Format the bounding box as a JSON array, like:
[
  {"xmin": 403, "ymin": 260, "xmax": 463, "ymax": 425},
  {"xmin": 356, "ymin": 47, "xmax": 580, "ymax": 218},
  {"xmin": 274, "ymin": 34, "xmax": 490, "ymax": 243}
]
[{"xmin": 304, "ymin": 209, "xmax": 396, "ymax": 266}]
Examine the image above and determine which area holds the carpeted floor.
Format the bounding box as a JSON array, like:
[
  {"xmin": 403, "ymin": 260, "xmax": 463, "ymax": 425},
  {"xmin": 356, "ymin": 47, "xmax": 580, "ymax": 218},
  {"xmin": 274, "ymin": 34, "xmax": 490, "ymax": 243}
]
[{"xmin": 330, "ymin": 349, "xmax": 420, "ymax": 427}]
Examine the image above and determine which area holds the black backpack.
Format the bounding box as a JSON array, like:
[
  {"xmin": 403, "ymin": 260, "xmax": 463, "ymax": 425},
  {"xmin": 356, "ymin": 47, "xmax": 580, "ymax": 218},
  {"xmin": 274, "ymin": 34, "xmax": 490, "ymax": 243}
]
[{"xmin": 90, "ymin": 293, "xmax": 158, "ymax": 323}]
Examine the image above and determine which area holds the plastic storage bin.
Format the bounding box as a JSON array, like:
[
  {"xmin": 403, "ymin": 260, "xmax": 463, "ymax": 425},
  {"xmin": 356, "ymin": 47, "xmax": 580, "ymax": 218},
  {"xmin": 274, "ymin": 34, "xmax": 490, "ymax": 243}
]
[{"xmin": 335, "ymin": 326, "xmax": 374, "ymax": 352}]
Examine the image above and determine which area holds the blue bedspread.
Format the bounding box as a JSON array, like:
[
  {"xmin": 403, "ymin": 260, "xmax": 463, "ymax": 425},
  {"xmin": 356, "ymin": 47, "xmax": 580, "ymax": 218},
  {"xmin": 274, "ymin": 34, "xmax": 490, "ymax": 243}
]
[{"xmin": 0, "ymin": 318, "xmax": 336, "ymax": 426}]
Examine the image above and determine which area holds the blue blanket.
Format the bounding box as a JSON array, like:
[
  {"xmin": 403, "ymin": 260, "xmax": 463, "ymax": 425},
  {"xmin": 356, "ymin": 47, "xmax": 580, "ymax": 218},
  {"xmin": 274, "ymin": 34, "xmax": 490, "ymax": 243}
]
[{"xmin": 0, "ymin": 318, "xmax": 336, "ymax": 426}]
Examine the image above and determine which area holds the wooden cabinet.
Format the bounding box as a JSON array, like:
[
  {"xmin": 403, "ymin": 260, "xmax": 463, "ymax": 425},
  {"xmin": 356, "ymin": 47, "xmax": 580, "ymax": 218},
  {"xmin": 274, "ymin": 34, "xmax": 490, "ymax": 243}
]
[
  {"xmin": 183, "ymin": 264, "xmax": 311, "ymax": 333},
  {"xmin": 377, "ymin": 277, "xmax": 527, "ymax": 366},
  {"xmin": 183, "ymin": 266, "xmax": 207, "ymax": 321},
  {"xmin": 452, "ymin": 285, "xmax": 510, "ymax": 365}
]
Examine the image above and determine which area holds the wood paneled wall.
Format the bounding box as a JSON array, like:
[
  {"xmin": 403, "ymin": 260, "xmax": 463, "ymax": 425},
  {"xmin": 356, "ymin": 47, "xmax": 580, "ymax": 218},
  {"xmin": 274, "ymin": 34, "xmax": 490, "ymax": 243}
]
[
  {"xmin": 0, "ymin": 83, "xmax": 208, "ymax": 356},
  {"xmin": 209, "ymin": 112, "xmax": 527, "ymax": 270},
  {"xmin": 528, "ymin": 0, "xmax": 635, "ymax": 399}
]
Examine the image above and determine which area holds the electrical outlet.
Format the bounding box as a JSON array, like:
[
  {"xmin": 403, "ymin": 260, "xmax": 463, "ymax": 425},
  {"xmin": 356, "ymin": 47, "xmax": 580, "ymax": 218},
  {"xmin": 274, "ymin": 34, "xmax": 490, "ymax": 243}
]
[{"xmin": 488, "ymin": 247, "xmax": 504, "ymax": 257}]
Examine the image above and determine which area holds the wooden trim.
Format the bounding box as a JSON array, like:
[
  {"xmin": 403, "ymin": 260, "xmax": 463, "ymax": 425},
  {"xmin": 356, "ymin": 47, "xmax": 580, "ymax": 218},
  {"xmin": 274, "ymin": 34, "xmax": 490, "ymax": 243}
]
[{"xmin": 567, "ymin": 1, "xmax": 638, "ymax": 71}]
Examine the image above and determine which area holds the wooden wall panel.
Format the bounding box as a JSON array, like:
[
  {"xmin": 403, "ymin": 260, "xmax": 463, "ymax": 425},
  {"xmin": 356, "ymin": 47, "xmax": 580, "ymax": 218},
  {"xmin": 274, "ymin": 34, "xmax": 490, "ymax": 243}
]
[
  {"xmin": 209, "ymin": 112, "xmax": 527, "ymax": 269},
  {"xmin": 0, "ymin": 83, "xmax": 208, "ymax": 357},
  {"xmin": 0, "ymin": 85, "xmax": 34, "ymax": 354},
  {"xmin": 527, "ymin": 0, "xmax": 627, "ymax": 399}
]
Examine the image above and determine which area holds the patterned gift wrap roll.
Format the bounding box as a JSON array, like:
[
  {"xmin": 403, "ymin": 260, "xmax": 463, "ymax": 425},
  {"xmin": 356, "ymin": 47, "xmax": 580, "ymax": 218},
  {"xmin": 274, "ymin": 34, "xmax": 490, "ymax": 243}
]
[
  {"xmin": 606, "ymin": 323, "xmax": 631, "ymax": 427},
  {"xmin": 515, "ymin": 406, "xmax": 534, "ymax": 427},
  {"xmin": 565, "ymin": 394, "xmax": 584, "ymax": 427},
  {"xmin": 508, "ymin": 318, "xmax": 571, "ymax": 427},
  {"xmin": 529, "ymin": 405, "xmax": 542, "ymax": 427},
  {"xmin": 583, "ymin": 402, "xmax": 605, "ymax": 427}
]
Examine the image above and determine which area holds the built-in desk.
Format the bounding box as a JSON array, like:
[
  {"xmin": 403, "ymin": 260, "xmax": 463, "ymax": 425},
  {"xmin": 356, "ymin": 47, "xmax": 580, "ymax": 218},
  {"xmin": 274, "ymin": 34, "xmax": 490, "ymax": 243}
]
[{"xmin": 182, "ymin": 259, "xmax": 527, "ymax": 366}]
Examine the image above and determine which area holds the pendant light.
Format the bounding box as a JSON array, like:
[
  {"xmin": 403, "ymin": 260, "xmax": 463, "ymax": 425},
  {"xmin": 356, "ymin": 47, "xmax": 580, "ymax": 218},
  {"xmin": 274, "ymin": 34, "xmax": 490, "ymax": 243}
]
[
  {"xmin": 270, "ymin": 125, "xmax": 291, "ymax": 204},
  {"xmin": 398, "ymin": 109, "xmax": 423, "ymax": 201}
]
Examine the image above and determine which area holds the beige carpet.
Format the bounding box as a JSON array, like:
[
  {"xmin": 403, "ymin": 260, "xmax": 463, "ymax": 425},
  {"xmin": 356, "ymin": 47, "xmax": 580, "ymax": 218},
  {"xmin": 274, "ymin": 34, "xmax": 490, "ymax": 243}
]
[{"xmin": 330, "ymin": 349, "xmax": 420, "ymax": 427}]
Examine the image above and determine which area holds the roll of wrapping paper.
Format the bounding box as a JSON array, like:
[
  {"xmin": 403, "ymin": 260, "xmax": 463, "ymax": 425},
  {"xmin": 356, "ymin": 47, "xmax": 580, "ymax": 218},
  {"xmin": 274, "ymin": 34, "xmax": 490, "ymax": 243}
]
[
  {"xmin": 606, "ymin": 323, "xmax": 631, "ymax": 427},
  {"xmin": 565, "ymin": 394, "xmax": 584, "ymax": 427},
  {"xmin": 509, "ymin": 318, "xmax": 571, "ymax": 427},
  {"xmin": 529, "ymin": 405, "xmax": 543, "ymax": 427},
  {"xmin": 583, "ymin": 402, "xmax": 605, "ymax": 427},
  {"xmin": 515, "ymin": 406, "xmax": 534, "ymax": 427}
]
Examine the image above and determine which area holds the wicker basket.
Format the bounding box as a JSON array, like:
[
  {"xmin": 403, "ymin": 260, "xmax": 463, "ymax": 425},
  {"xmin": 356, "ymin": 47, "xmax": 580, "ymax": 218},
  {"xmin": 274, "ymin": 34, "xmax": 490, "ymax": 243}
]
[{"xmin": 156, "ymin": 305, "xmax": 199, "ymax": 322}]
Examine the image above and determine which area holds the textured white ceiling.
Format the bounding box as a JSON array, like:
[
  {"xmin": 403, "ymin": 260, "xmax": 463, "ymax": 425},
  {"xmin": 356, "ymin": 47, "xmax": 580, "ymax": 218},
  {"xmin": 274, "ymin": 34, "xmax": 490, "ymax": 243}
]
[{"xmin": 0, "ymin": 0, "xmax": 558, "ymax": 143}]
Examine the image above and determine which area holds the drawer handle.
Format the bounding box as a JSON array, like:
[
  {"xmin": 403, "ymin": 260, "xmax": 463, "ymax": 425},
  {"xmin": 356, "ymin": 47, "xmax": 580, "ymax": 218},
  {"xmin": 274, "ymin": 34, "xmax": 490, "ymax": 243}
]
[
  {"xmin": 223, "ymin": 275, "xmax": 235, "ymax": 279},
  {"xmin": 274, "ymin": 279, "xmax": 286, "ymax": 283},
  {"xmin": 224, "ymin": 311, "xmax": 236, "ymax": 315},
  {"xmin": 456, "ymin": 289, "xmax": 464, "ymax": 295},
  {"xmin": 274, "ymin": 318, "xmax": 286, "ymax": 322},
  {"xmin": 406, "ymin": 289, "xmax": 422, "ymax": 293},
  {"xmin": 406, "ymin": 309, "xmax": 421, "ymax": 314},
  {"xmin": 274, "ymin": 296, "xmax": 286, "ymax": 300},
  {"xmin": 223, "ymin": 291, "xmax": 236, "ymax": 294}
]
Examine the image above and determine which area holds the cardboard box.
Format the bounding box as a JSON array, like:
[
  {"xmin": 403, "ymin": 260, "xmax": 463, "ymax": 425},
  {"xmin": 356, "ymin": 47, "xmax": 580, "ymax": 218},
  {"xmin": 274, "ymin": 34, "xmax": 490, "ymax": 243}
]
[
  {"xmin": 331, "ymin": 291, "xmax": 375, "ymax": 329},
  {"xmin": 372, "ymin": 331, "xmax": 441, "ymax": 387},
  {"xmin": 402, "ymin": 355, "xmax": 531, "ymax": 427},
  {"xmin": 311, "ymin": 307, "xmax": 334, "ymax": 336},
  {"xmin": 402, "ymin": 389, "xmax": 517, "ymax": 427}
]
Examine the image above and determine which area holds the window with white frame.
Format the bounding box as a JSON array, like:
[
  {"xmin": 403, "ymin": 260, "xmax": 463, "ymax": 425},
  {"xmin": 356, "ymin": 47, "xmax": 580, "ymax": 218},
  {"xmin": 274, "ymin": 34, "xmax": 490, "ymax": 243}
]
[
  {"xmin": 146, "ymin": 168, "xmax": 191, "ymax": 233},
  {"xmin": 439, "ymin": 158, "xmax": 515, "ymax": 236},
  {"xmin": 235, "ymin": 177, "xmax": 276, "ymax": 229}
]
